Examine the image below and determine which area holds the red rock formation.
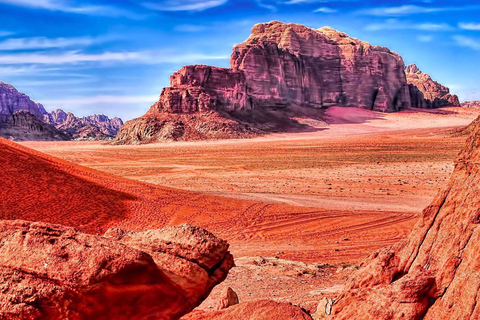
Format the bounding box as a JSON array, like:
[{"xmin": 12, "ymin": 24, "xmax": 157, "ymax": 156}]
[
  {"xmin": 406, "ymin": 64, "xmax": 460, "ymax": 109},
  {"xmin": 328, "ymin": 115, "xmax": 480, "ymax": 319},
  {"xmin": 114, "ymin": 21, "xmax": 413, "ymax": 144},
  {"xmin": 181, "ymin": 300, "xmax": 313, "ymax": 320}
]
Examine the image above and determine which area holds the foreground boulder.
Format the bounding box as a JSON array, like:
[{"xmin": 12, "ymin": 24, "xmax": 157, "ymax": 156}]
[
  {"xmin": 181, "ymin": 300, "xmax": 313, "ymax": 320},
  {"xmin": 0, "ymin": 220, "xmax": 233, "ymax": 320},
  {"xmin": 104, "ymin": 224, "xmax": 235, "ymax": 304},
  {"xmin": 329, "ymin": 115, "xmax": 480, "ymax": 319},
  {"xmin": 114, "ymin": 21, "xmax": 413, "ymax": 144}
]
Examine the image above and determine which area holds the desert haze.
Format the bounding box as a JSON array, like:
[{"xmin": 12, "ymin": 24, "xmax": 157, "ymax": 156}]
[{"xmin": 1, "ymin": 1, "xmax": 480, "ymax": 319}]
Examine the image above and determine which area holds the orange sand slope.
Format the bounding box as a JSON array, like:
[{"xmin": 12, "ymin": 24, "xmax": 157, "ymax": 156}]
[{"xmin": 0, "ymin": 137, "xmax": 416, "ymax": 264}]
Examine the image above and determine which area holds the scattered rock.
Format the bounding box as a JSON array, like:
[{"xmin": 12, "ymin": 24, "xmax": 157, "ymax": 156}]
[{"xmin": 212, "ymin": 287, "xmax": 239, "ymax": 310}]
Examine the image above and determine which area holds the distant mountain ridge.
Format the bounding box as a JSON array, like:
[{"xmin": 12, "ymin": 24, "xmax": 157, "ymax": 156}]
[{"xmin": 0, "ymin": 81, "xmax": 123, "ymax": 141}]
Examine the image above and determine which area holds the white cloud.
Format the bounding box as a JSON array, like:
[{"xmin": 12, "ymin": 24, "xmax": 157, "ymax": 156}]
[
  {"xmin": 0, "ymin": 50, "xmax": 229, "ymax": 65},
  {"xmin": 142, "ymin": 0, "xmax": 227, "ymax": 11},
  {"xmin": 359, "ymin": 5, "xmax": 478, "ymax": 16},
  {"xmin": 453, "ymin": 35, "xmax": 480, "ymax": 51},
  {"xmin": 365, "ymin": 19, "xmax": 454, "ymax": 32},
  {"xmin": 459, "ymin": 22, "xmax": 480, "ymax": 31},
  {"xmin": 0, "ymin": 0, "xmax": 145, "ymax": 19},
  {"xmin": 174, "ymin": 24, "xmax": 208, "ymax": 33},
  {"xmin": 0, "ymin": 36, "xmax": 102, "ymax": 51},
  {"xmin": 314, "ymin": 7, "xmax": 337, "ymax": 13}
]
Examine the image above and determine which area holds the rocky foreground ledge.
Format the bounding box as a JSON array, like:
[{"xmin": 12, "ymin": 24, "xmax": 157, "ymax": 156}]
[{"xmin": 0, "ymin": 221, "xmax": 233, "ymax": 320}]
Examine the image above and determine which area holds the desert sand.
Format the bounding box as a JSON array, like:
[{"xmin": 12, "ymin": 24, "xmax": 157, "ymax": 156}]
[{"xmin": 18, "ymin": 107, "xmax": 480, "ymax": 309}]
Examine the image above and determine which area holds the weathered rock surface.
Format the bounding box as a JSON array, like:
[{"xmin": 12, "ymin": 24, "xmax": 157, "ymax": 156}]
[
  {"xmin": 181, "ymin": 300, "xmax": 313, "ymax": 320},
  {"xmin": 211, "ymin": 287, "xmax": 239, "ymax": 311},
  {"xmin": 0, "ymin": 220, "xmax": 233, "ymax": 320},
  {"xmin": 406, "ymin": 64, "xmax": 460, "ymax": 109},
  {"xmin": 0, "ymin": 110, "xmax": 70, "ymax": 141},
  {"xmin": 104, "ymin": 224, "xmax": 235, "ymax": 304},
  {"xmin": 114, "ymin": 21, "xmax": 413, "ymax": 144},
  {"xmin": 329, "ymin": 115, "xmax": 480, "ymax": 319}
]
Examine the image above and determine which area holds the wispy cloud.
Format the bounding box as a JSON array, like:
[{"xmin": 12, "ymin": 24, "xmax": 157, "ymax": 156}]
[
  {"xmin": 0, "ymin": 0, "xmax": 145, "ymax": 19},
  {"xmin": 0, "ymin": 36, "xmax": 107, "ymax": 51},
  {"xmin": 359, "ymin": 5, "xmax": 480, "ymax": 17},
  {"xmin": 453, "ymin": 35, "xmax": 480, "ymax": 51},
  {"xmin": 365, "ymin": 19, "xmax": 454, "ymax": 32},
  {"xmin": 142, "ymin": 0, "xmax": 228, "ymax": 11},
  {"xmin": 314, "ymin": 7, "xmax": 337, "ymax": 13},
  {"xmin": 0, "ymin": 50, "xmax": 229, "ymax": 65},
  {"xmin": 459, "ymin": 22, "xmax": 480, "ymax": 31},
  {"xmin": 174, "ymin": 24, "xmax": 208, "ymax": 32},
  {"xmin": 417, "ymin": 35, "xmax": 434, "ymax": 42}
]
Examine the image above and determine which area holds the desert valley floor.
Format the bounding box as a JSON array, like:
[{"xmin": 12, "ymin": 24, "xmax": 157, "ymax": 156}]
[{"xmin": 19, "ymin": 106, "xmax": 480, "ymax": 312}]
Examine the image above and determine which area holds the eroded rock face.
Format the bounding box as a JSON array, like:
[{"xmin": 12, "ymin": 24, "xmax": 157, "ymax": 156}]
[
  {"xmin": 181, "ymin": 300, "xmax": 313, "ymax": 320},
  {"xmin": 461, "ymin": 100, "xmax": 480, "ymax": 109},
  {"xmin": 0, "ymin": 82, "xmax": 48, "ymax": 120},
  {"xmin": 406, "ymin": 64, "xmax": 460, "ymax": 109},
  {"xmin": 0, "ymin": 111, "xmax": 70, "ymax": 141},
  {"xmin": 329, "ymin": 115, "xmax": 480, "ymax": 319},
  {"xmin": 114, "ymin": 21, "xmax": 413, "ymax": 144},
  {"xmin": 0, "ymin": 220, "xmax": 233, "ymax": 320}
]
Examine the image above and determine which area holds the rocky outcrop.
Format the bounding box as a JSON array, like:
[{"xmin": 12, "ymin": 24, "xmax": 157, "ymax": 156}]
[
  {"xmin": 104, "ymin": 224, "xmax": 235, "ymax": 304},
  {"xmin": 45, "ymin": 109, "xmax": 124, "ymax": 140},
  {"xmin": 0, "ymin": 110, "xmax": 70, "ymax": 141},
  {"xmin": 406, "ymin": 64, "xmax": 460, "ymax": 109},
  {"xmin": 329, "ymin": 115, "xmax": 480, "ymax": 319},
  {"xmin": 114, "ymin": 21, "xmax": 412, "ymax": 144},
  {"xmin": 0, "ymin": 220, "xmax": 233, "ymax": 320},
  {"xmin": 182, "ymin": 300, "xmax": 313, "ymax": 320}
]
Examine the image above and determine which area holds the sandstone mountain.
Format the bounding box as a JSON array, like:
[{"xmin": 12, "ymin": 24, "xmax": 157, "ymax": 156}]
[
  {"xmin": 0, "ymin": 81, "xmax": 123, "ymax": 140},
  {"xmin": 0, "ymin": 220, "xmax": 232, "ymax": 319},
  {"xmin": 115, "ymin": 21, "xmax": 460, "ymax": 144},
  {"xmin": 406, "ymin": 64, "xmax": 460, "ymax": 109},
  {"xmin": 326, "ymin": 114, "xmax": 480, "ymax": 319}
]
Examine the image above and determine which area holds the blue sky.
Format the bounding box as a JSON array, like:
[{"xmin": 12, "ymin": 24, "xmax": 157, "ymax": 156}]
[{"xmin": 0, "ymin": 0, "xmax": 479, "ymax": 120}]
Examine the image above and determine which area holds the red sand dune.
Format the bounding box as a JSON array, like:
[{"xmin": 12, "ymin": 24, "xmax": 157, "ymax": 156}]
[{"xmin": 0, "ymin": 137, "xmax": 416, "ymax": 264}]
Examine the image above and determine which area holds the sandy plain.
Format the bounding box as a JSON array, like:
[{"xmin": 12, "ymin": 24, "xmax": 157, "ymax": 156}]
[{"xmin": 20, "ymin": 106, "xmax": 480, "ymax": 308}]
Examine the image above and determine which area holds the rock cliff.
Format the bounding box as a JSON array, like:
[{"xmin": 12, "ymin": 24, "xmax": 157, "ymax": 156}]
[
  {"xmin": 461, "ymin": 100, "xmax": 480, "ymax": 109},
  {"xmin": 406, "ymin": 64, "xmax": 460, "ymax": 109},
  {"xmin": 114, "ymin": 21, "xmax": 413, "ymax": 144},
  {"xmin": 328, "ymin": 114, "xmax": 480, "ymax": 319},
  {"xmin": 0, "ymin": 220, "xmax": 233, "ymax": 320}
]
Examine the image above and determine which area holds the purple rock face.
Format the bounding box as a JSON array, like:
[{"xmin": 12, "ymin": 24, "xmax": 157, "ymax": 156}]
[{"xmin": 0, "ymin": 82, "xmax": 48, "ymax": 120}]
